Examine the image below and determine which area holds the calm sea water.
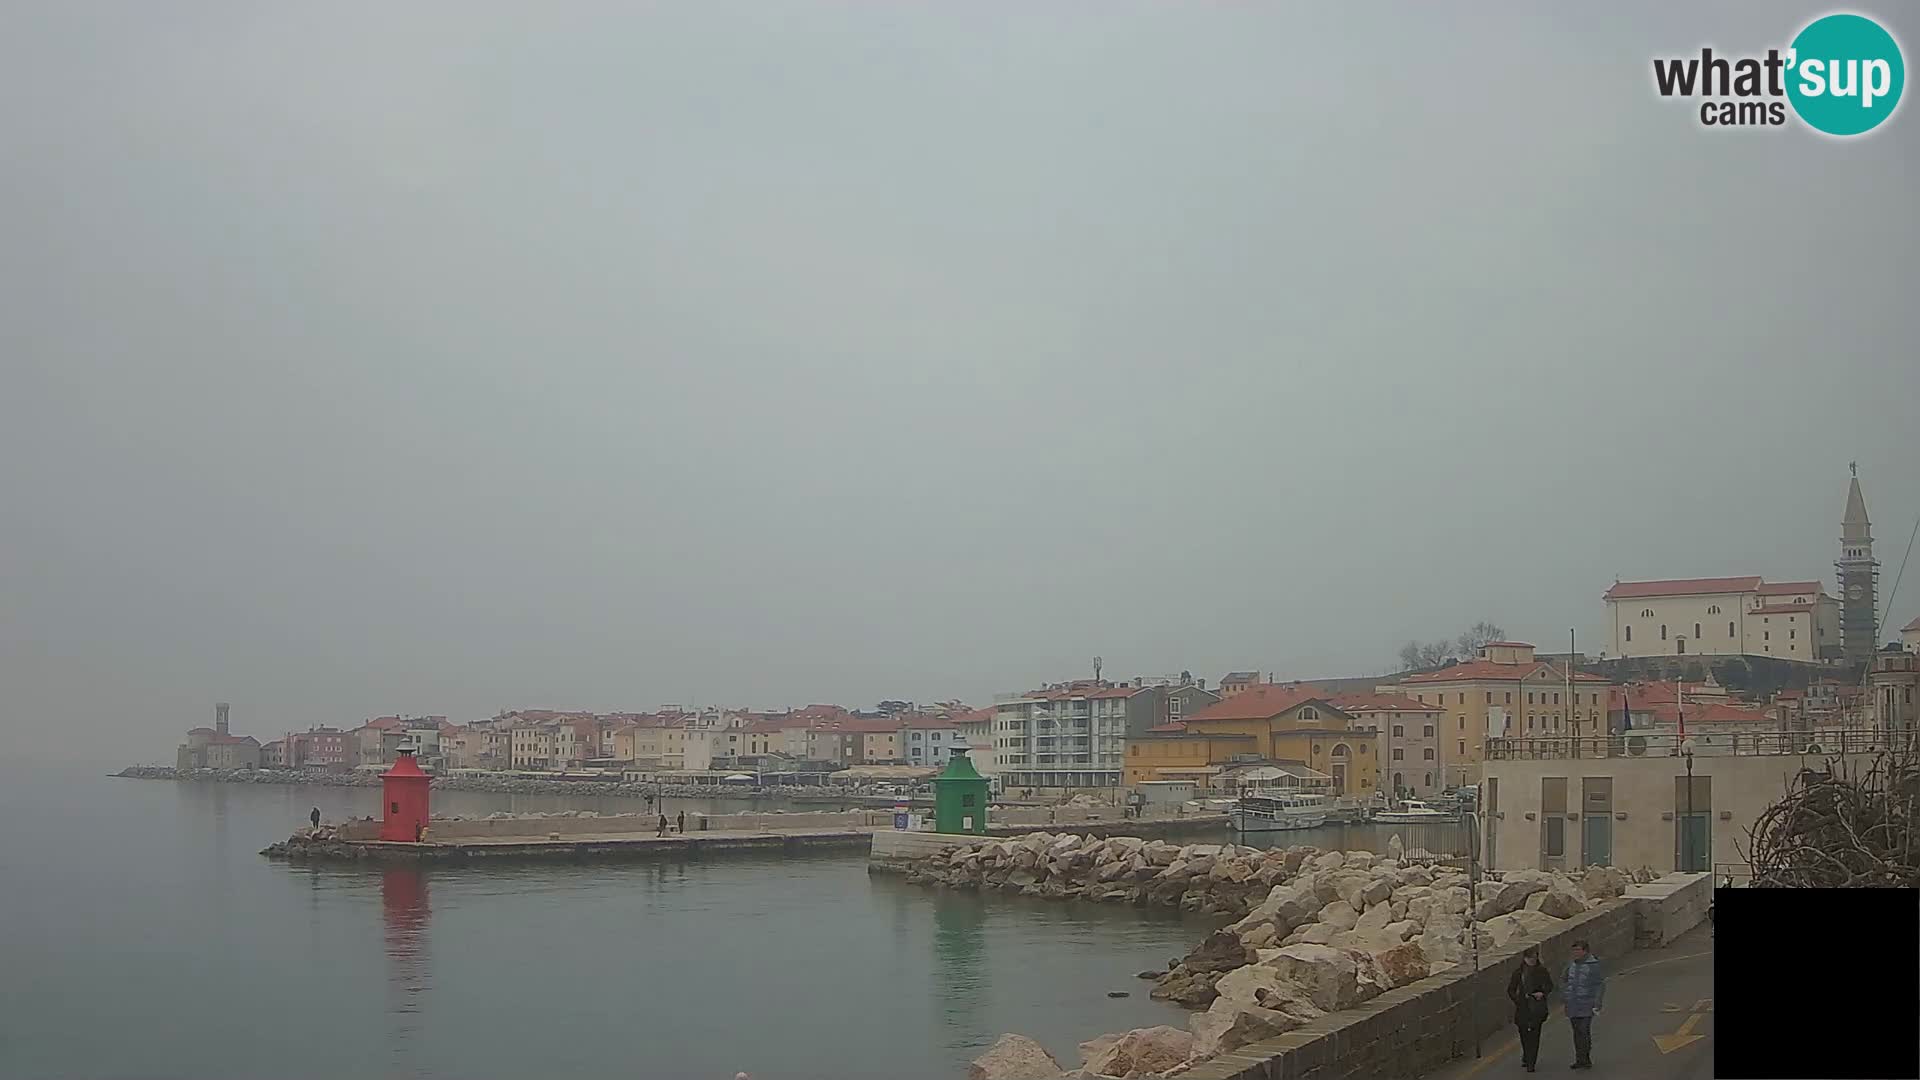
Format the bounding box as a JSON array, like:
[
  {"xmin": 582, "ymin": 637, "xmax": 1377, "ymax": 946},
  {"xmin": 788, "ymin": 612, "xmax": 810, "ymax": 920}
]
[{"xmin": 0, "ymin": 764, "xmax": 1219, "ymax": 1080}]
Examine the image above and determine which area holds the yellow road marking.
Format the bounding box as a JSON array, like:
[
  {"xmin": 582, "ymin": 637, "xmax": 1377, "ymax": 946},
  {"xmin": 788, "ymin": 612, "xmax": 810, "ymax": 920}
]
[{"xmin": 1654, "ymin": 1012, "xmax": 1706, "ymax": 1054}]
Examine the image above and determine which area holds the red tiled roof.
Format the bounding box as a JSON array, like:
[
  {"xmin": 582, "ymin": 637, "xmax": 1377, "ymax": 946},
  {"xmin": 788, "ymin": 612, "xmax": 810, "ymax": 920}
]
[
  {"xmin": 1146, "ymin": 721, "xmax": 1188, "ymax": 733},
  {"xmin": 744, "ymin": 720, "xmax": 784, "ymax": 734},
  {"xmin": 1649, "ymin": 702, "xmax": 1770, "ymax": 726},
  {"xmin": 1327, "ymin": 693, "xmax": 1442, "ymax": 714},
  {"xmin": 1403, "ymin": 660, "xmax": 1608, "ymax": 684},
  {"xmin": 1604, "ymin": 576, "xmax": 1762, "ymax": 600},
  {"xmin": 1182, "ymin": 684, "xmax": 1338, "ymax": 722},
  {"xmin": 1902, "ymin": 616, "xmax": 1920, "ymax": 633},
  {"xmin": 835, "ymin": 717, "xmax": 903, "ymax": 734},
  {"xmin": 362, "ymin": 716, "xmax": 407, "ymax": 731},
  {"xmin": 1757, "ymin": 581, "xmax": 1823, "ymax": 595},
  {"xmin": 897, "ymin": 714, "xmax": 959, "ymax": 730},
  {"xmin": 950, "ymin": 707, "xmax": 995, "ymax": 724}
]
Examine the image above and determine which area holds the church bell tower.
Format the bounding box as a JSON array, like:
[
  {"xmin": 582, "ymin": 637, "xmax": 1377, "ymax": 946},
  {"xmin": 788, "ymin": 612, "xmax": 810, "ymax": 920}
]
[{"xmin": 1838, "ymin": 463, "xmax": 1878, "ymax": 667}]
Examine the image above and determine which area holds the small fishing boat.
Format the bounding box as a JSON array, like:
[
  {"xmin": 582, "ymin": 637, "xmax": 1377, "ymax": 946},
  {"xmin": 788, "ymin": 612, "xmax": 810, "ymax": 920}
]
[
  {"xmin": 1229, "ymin": 793, "xmax": 1329, "ymax": 832},
  {"xmin": 1372, "ymin": 799, "xmax": 1454, "ymax": 823}
]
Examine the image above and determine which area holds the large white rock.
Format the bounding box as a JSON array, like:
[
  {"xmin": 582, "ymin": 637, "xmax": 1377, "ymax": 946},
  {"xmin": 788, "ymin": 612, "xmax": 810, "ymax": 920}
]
[
  {"xmin": 1525, "ymin": 881, "xmax": 1588, "ymax": 919},
  {"xmin": 1581, "ymin": 865, "xmax": 1628, "ymax": 900},
  {"xmin": 1473, "ymin": 877, "xmax": 1549, "ymax": 921},
  {"xmin": 1344, "ymin": 851, "xmax": 1376, "ymax": 871},
  {"xmin": 1318, "ymin": 900, "xmax": 1359, "ymax": 932},
  {"xmin": 1433, "ymin": 886, "xmax": 1471, "ymax": 916},
  {"xmin": 1081, "ymin": 1025, "xmax": 1195, "ymax": 1079},
  {"xmin": 1263, "ymin": 943, "xmax": 1376, "ymax": 1012},
  {"xmin": 1353, "ymin": 900, "xmax": 1396, "ymax": 938},
  {"xmin": 1310, "ymin": 850, "xmax": 1347, "ymax": 872},
  {"xmin": 1295, "ymin": 922, "xmax": 1339, "ymax": 945},
  {"xmin": 968, "ymin": 1034, "xmax": 1063, "ymax": 1080},
  {"xmin": 1483, "ymin": 909, "xmax": 1565, "ymax": 948}
]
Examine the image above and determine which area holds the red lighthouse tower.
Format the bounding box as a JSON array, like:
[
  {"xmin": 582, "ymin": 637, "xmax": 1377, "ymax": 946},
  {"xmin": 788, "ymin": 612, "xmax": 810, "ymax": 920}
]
[{"xmin": 379, "ymin": 748, "xmax": 432, "ymax": 842}]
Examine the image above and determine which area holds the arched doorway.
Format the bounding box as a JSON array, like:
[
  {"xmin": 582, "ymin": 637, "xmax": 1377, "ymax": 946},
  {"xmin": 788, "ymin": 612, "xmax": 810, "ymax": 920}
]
[{"xmin": 1331, "ymin": 743, "xmax": 1351, "ymax": 795}]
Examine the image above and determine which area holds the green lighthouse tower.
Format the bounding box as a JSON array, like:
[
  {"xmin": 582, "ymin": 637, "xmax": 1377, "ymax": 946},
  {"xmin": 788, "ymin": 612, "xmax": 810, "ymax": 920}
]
[{"xmin": 932, "ymin": 748, "xmax": 990, "ymax": 834}]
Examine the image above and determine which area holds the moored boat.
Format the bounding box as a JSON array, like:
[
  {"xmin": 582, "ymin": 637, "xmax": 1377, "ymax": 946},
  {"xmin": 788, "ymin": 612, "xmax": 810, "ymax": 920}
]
[{"xmin": 1229, "ymin": 793, "xmax": 1328, "ymax": 832}]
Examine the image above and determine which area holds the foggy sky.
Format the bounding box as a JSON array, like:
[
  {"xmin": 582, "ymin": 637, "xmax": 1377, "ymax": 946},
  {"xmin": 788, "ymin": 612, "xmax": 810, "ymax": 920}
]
[{"xmin": 3, "ymin": 3, "xmax": 1916, "ymax": 763}]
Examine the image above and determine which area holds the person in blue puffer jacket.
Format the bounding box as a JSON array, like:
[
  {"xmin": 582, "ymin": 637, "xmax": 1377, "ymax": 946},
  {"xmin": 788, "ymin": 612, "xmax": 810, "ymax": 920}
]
[{"xmin": 1561, "ymin": 940, "xmax": 1607, "ymax": 1070}]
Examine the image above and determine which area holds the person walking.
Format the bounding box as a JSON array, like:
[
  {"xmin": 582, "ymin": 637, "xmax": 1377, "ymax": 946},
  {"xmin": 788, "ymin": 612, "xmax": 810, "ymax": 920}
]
[
  {"xmin": 1561, "ymin": 939, "xmax": 1605, "ymax": 1070},
  {"xmin": 656, "ymin": 814, "xmax": 670, "ymax": 837},
  {"xmin": 677, "ymin": 810, "xmax": 686, "ymax": 834},
  {"xmin": 309, "ymin": 806, "xmax": 322, "ymax": 830},
  {"xmin": 1506, "ymin": 945, "xmax": 1554, "ymax": 1072}
]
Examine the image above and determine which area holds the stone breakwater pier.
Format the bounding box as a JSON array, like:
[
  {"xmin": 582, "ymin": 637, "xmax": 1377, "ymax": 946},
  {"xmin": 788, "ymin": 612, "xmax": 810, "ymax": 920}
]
[
  {"xmin": 263, "ymin": 812, "xmax": 1230, "ymax": 865},
  {"xmin": 872, "ymin": 831, "xmax": 1710, "ymax": 1080}
]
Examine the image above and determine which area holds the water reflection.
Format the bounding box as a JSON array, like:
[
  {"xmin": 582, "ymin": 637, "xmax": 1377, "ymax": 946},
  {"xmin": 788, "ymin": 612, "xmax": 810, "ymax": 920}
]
[
  {"xmin": 382, "ymin": 866, "xmax": 432, "ymax": 1077},
  {"xmin": 930, "ymin": 888, "xmax": 987, "ymax": 1040}
]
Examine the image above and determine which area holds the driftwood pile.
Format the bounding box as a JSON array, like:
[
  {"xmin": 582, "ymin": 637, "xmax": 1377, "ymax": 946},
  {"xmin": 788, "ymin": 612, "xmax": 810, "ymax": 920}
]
[{"xmin": 1747, "ymin": 743, "xmax": 1920, "ymax": 888}]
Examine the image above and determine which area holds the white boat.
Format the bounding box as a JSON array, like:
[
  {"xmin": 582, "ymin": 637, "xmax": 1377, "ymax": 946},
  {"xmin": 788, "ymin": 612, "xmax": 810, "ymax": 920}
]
[
  {"xmin": 1230, "ymin": 793, "xmax": 1328, "ymax": 832},
  {"xmin": 1372, "ymin": 800, "xmax": 1454, "ymax": 824}
]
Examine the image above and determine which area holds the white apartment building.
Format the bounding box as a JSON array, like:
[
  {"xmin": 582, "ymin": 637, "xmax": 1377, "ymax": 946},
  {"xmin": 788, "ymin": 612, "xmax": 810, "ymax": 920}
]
[
  {"xmin": 992, "ymin": 682, "xmax": 1131, "ymax": 790},
  {"xmin": 1603, "ymin": 576, "xmax": 1840, "ymax": 661}
]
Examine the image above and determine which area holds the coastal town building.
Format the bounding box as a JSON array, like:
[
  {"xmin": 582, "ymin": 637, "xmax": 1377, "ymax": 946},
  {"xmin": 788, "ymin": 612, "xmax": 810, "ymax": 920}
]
[
  {"xmin": 1602, "ymin": 576, "xmax": 1839, "ymax": 661},
  {"xmin": 1902, "ymin": 615, "xmax": 1920, "ymax": 654},
  {"xmin": 992, "ymin": 681, "xmax": 1135, "ymax": 791},
  {"xmin": 1125, "ymin": 684, "xmax": 1379, "ymax": 796},
  {"xmin": 952, "ymin": 708, "xmax": 998, "ymax": 779},
  {"xmin": 176, "ymin": 703, "xmax": 264, "ymax": 770},
  {"xmin": 1868, "ymin": 648, "xmax": 1920, "ymax": 736},
  {"xmin": 284, "ymin": 727, "xmax": 349, "ymax": 770},
  {"xmin": 1218, "ymin": 672, "xmax": 1263, "ymax": 698},
  {"xmin": 898, "ymin": 713, "xmax": 963, "ymax": 767},
  {"xmin": 1388, "ymin": 641, "xmax": 1611, "ymax": 786},
  {"xmin": 1480, "ymin": 724, "xmax": 1884, "ymax": 880},
  {"xmin": 1326, "ymin": 693, "xmax": 1445, "ymax": 796}
]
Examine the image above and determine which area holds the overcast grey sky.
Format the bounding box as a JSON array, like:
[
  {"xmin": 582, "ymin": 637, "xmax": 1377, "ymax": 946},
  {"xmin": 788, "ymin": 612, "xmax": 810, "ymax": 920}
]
[{"xmin": 3, "ymin": 3, "xmax": 1916, "ymax": 763}]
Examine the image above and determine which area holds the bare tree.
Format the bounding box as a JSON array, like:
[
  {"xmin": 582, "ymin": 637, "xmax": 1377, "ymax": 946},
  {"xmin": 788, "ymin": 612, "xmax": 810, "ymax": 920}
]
[
  {"xmin": 1745, "ymin": 742, "xmax": 1918, "ymax": 887},
  {"xmin": 1396, "ymin": 621, "xmax": 1507, "ymax": 671}
]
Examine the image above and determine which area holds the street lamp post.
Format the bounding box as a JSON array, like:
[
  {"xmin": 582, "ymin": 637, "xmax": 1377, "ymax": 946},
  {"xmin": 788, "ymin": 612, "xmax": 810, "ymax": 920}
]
[{"xmin": 1681, "ymin": 737, "xmax": 1697, "ymax": 872}]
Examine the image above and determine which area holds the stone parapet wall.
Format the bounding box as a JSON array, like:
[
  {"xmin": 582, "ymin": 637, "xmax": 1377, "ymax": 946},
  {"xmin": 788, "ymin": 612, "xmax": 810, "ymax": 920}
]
[
  {"xmin": 1181, "ymin": 899, "xmax": 1643, "ymax": 1080},
  {"xmin": 1626, "ymin": 872, "xmax": 1713, "ymax": 948}
]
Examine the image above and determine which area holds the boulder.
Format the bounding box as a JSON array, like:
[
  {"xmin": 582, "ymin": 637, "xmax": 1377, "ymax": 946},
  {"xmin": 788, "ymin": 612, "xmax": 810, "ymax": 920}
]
[
  {"xmin": 1433, "ymin": 886, "xmax": 1471, "ymax": 916},
  {"xmin": 1081, "ymin": 1026, "xmax": 1194, "ymax": 1079},
  {"xmin": 1310, "ymin": 850, "xmax": 1346, "ymax": 872},
  {"xmin": 1344, "ymin": 851, "xmax": 1376, "ymax": 871},
  {"xmin": 968, "ymin": 1034, "xmax": 1063, "ymax": 1080},
  {"xmin": 1263, "ymin": 943, "xmax": 1375, "ymax": 1012},
  {"xmin": 1317, "ymin": 900, "xmax": 1359, "ymax": 932},
  {"xmin": 1189, "ymin": 1003, "xmax": 1302, "ymax": 1061},
  {"xmin": 1371, "ymin": 940, "xmax": 1431, "ymax": 988},
  {"xmin": 1473, "ymin": 877, "xmax": 1548, "ymax": 921},
  {"xmin": 1150, "ymin": 968, "xmax": 1220, "ymax": 1007},
  {"xmin": 1581, "ymin": 865, "xmax": 1629, "ymax": 900},
  {"xmin": 1386, "ymin": 833, "xmax": 1405, "ymax": 861},
  {"xmin": 1078, "ymin": 1033, "xmax": 1120, "ymax": 1067},
  {"xmin": 1240, "ymin": 922, "xmax": 1279, "ymax": 949},
  {"xmin": 1525, "ymin": 881, "xmax": 1588, "ymax": 919},
  {"xmin": 1295, "ymin": 923, "xmax": 1339, "ymax": 945},
  {"xmin": 1382, "ymin": 919, "xmax": 1419, "ymax": 943},
  {"xmin": 1433, "ymin": 872, "xmax": 1470, "ymax": 891},
  {"xmin": 1483, "ymin": 909, "xmax": 1565, "ymax": 948},
  {"xmin": 1356, "ymin": 877, "xmax": 1394, "ymax": 911},
  {"xmin": 1353, "ymin": 900, "xmax": 1395, "ymax": 938}
]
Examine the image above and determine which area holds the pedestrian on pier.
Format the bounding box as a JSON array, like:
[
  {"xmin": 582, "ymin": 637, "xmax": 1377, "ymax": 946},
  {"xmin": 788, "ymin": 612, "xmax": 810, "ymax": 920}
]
[
  {"xmin": 1561, "ymin": 940, "xmax": 1606, "ymax": 1070},
  {"xmin": 677, "ymin": 810, "xmax": 686, "ymax": 834},
  {"xmin": 657, "ymin": 814, "xmax": 669, "ymax": 837},
  {"xmin": 1506, "ymin": 945, "xmax": 1554, "ymax": 1072},
  {"xmin": 309, "ymin": 806, "xmax": 321, "ymax": 830}
]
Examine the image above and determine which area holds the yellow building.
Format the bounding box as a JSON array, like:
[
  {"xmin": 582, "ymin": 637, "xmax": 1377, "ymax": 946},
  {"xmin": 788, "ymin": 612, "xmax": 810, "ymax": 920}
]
[
  {"xmin": 1388, "ymin": 641, "xmax": 1611, "ymax": 785},
  {"xmin": 1124, "ymin": 684, "xmax": 1379, "ymax": 795}
]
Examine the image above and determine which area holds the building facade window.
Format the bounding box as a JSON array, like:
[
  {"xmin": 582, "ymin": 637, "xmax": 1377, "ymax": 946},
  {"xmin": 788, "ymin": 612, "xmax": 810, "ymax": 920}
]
[
  {"xmin": 1423, "ymin": 724, "xmax": 1435, "ymax": 736},
  {"xmin": 1626, "ymin": 626, "xmax": 1632, "ymax": 642},
  {"xmin": 1694, "ymin": 623, "xmax": 1702, "ymax": 638},
  {"xmin": 1661, "ymin": 625, "xmax": 1668, "ymax": 640},
  {"xmin": 1729, "ymin": 622, "xmax": 1735, "ymax": 637}
]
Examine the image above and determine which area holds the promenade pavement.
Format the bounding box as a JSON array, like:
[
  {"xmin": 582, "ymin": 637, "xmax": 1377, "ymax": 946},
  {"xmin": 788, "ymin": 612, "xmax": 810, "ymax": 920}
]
[{"xmin": 1423, "ymin": 923, "xmax": 1714, "ymax": 1080}]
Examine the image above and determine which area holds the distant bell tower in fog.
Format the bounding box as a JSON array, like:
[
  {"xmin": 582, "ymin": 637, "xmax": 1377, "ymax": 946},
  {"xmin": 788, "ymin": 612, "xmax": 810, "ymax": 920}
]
[
  {"xmin": 215, "ymin": 702, "xmax": 231, "ymax": 737},
  {"xmin": 1838, "ymin": 464, "xmax": 1878, "ymax": 667}
]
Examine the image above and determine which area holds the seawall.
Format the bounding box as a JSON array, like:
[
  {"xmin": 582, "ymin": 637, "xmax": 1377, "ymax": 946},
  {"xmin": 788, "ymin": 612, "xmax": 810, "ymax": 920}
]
[{"xmin": 1181, "ymin": 873, "xmax": 1711, "ymax": 1080}]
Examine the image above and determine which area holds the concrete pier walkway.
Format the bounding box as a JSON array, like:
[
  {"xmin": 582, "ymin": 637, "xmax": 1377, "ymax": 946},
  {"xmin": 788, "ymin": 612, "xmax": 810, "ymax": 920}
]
[{"xmin": 1421, "ymin": 924, "xmax": 1714, "ymax": 1080}]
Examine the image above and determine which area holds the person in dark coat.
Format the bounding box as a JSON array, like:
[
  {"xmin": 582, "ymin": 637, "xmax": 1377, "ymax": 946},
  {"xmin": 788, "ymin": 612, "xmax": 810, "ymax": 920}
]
[
  {"xmin": 656, "ymin": 814, "xmax": 669, "ymax": 837},
  {"xmin": 309, "ymin": 806, "xmax": 321, "ymax": 829},
  {"xmin": 677, "ymin": 810, "xmax": 686, "ymax": 834},
  {"xmin": 1506, "ymin": 945, "xmax": 1555, "ymax": 1072},
  {"xmin": 1562, "ymin": 940, "xmax": 1606, "ymax": 1070}
]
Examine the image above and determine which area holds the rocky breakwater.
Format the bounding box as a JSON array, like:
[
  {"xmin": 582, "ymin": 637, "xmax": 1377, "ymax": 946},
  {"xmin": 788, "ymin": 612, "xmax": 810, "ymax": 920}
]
[
  {"xmin": 947, "ymin": 836, "xmax": 1632, "ymax": 1080},
  {"xmin": 260, "ymin": 825, "xmax": 364, "ymax": 862}
]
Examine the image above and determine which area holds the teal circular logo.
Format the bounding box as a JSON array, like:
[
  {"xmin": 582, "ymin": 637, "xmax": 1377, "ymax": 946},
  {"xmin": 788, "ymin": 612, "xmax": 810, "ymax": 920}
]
[{"xmin": 1786, "ymin": 14, "xmax": 1905, "ymax": 136}]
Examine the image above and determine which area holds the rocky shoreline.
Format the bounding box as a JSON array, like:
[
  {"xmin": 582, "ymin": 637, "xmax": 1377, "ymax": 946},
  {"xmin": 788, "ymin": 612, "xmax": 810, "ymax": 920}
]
[
  {"xmin": 113, "ymin": 765, "xmax": 898, "ymax": 802},
  {"xmin": 900, "ymin": 832, "xmax": 1645, "ymax": 1079}
]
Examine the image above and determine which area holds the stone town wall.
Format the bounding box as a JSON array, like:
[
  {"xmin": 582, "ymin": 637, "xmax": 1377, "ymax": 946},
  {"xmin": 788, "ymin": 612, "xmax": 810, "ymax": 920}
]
[{"xmin": 1181, "ymin": 899, "xmax": 1643, "ymax": 1080}]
